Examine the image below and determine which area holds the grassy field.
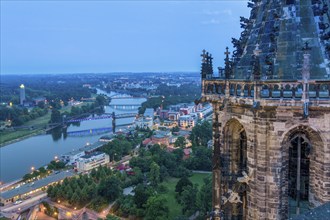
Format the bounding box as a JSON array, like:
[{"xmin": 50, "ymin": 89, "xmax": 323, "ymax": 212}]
[{"xmin": 160, "ymin": 172, "xmax": 211, "ymax": 219}]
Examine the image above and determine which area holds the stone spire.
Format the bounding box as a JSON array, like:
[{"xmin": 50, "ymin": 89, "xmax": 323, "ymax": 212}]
[
  {"xmin": 201, "ymin": 49, "xmax": 214, "ymax": 79},
  {"xmin": 231, "ymin": 0, "xmax": 329, "ymax": 80}
]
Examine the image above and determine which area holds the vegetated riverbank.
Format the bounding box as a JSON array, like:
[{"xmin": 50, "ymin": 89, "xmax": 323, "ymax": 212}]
[
  {"xmin": 0, "ymin": 129, "xmax": 45, "ymax": 147},
  {"xmin": 0, "ymin": 111, "xmax": 52, "ymax": 147},
  {"xmin": 0, "ymin": 102, "xmax": 91, "ymax": 147}
]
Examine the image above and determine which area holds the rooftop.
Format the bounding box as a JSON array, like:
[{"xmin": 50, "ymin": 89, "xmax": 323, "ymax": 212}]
[
  {"xmin": 80, "ymin": 151, "xmax": 105, "ymax": 159},
  {"xmin": 0, "ymin": 171, "xmax": 75, "ymax": 200},
  {"xmin": 79, "ymin": 141, "xmax": 104, "ymax": 153}
]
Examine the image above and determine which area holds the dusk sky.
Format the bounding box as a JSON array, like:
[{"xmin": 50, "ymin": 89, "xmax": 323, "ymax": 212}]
[{"xmin": 1, "ymin": 1, "xmax": 249, "ymax": 74}]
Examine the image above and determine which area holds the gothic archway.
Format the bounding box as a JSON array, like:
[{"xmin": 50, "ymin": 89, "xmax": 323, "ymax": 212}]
[
  {"xmin": 223, "ymin": 119, "xmax": 248, "ymax": 220},
  {"xmin": 281, "ymin": 125, "xmax": 325, "ymax": 219}
]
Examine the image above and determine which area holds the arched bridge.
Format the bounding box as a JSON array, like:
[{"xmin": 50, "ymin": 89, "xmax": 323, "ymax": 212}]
[{"xmin": 65, "ymin": 112, "xmax": 137, "ymax": 123}]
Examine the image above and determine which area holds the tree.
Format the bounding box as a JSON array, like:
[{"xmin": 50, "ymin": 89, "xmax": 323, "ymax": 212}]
[
  {"xmin": 50, "ymin": 109, "xmax": 61, "ymax": 123},
  {"xmin": 171, "ymin": 126, "xmax": 180, "ymax": 133},
  {"xmin": 197, "ymin": 177, "xmax": 212, "ymax": 216},
  {"xmin": 149, "ymin": 162, "xmax": 160, "ymax": 187},
  {"xmin": 144, "ymin": 195, "xmax": 169, "ymax": 220},
  {"xmin": 175, "ymin": 176, "xmax": 193, "ymax": 196},
  {"xmin": 189, "ymin": 121, "xmax": 212, "ymax": 146},
  {"xmin": 133, "ymin": 184, "xmax": 153, "ymax": 209},
  {"xmin": 184, "ymin": 146, "xmax": 212, "ymax": 171},
  {"xmin": 174, "ymin": 136, "xmax": 187, "ymax": 148},
  {"xmin": 179, "ymin": 185, "xmax": 199, "ymax": 216},
  {"xmin": 98, "ymin": 176, "xmax": 122, "ymax": 201}
]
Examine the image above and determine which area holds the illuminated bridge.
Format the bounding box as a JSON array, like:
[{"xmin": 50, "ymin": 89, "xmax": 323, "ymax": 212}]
[{"xmin": 65, "ymin": 112, "xmax": 137, "ymax": 123}]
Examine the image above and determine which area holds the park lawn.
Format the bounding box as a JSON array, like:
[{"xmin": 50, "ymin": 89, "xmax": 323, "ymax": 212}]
[
  {"xmin": 24, "ymin": 111, "xmax": 51, "ymax": 127},
  {"xmin": 189, "ymin": 173, "xmax": 211, "ymax": 189},
  {"xmin": 160, "ymin": 172, "xmax": 211, "ymax": 219}
]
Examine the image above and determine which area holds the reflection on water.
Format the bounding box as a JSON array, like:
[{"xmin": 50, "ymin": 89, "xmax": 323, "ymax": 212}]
[{"xmin": 0, "ymin": 90, "xmax": 146, "ymax": 183}]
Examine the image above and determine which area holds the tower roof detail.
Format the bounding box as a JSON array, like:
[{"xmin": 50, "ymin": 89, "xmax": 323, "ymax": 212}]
[{"xmin": 231, "ymin": 0, "xmax": 329, "ymax": 80}]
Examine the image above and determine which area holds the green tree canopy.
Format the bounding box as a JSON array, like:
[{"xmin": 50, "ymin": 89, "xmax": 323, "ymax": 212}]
[
  {"xmin": 189, "ymin": 121, "xmax": 212, "ymax": 146},
  {"xmin": 175, "ymin": 176, "xmax": 193, "ymax": 196},
  {"xmin": 174, "ymin": 136, "xmax": 187, "ymax": 148},
  {"xmin": 98, "ymin": 176, "xmax": 122, "ymax": 202},
  {"xmin": 144, "ymin": 195, "xmax": 169, "ymax": 220},
  {"xmin": 149, "ymin": 162, "xmax": 160, "ymax": 187}
]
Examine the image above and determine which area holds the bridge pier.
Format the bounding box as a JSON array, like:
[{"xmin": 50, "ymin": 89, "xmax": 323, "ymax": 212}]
[{"xmin": 112, "ymin": 112, "xmax": 116, "ymax": 133}]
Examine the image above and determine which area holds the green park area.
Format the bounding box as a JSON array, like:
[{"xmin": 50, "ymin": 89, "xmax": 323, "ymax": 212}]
[{"xmin": 160, "ymin": 173, "xmax": 211, "ymax": 219}]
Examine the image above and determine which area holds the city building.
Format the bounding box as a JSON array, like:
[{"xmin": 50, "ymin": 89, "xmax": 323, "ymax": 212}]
[
  {"xmin": 179, "ymin": 115, "xmax": 196, "ymax": 128},
  {"xmin": 60, "ymin": 150, "xmax": 85, "ymax": 165},
  {"xmin": 19, "ymin": 84, "xmax": 25, "ymax": 105},
  {"xmin": 199, "ymin": 1, "xmax": 330, "ymax": 219},
  {"xmin": 76, "ymin": 152, "xmax": 110, "ymax": 172},
  {"xmin": 168, "ymin": 111, "xmax": 181, "ymax": 121},
  {"xmin": 159, "ymin": 110, "xmax": 169, "ymax": 120},
  {"xmin": 134, "ymin": 117, "xmax": 153, "ymax": 130}
]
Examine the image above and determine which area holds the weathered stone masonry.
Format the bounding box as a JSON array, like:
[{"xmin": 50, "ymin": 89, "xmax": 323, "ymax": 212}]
[{"xmin": 199, "ymin": 1, "xmax": 330, "ymax": 219}]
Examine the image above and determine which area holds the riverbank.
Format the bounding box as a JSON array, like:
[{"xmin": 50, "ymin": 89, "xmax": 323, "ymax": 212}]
[
  {"xmin": 0, "ymin": 102, "xmax": 93, "ymax": 147},
  {"xmin": 0, "ymin": 129, "xmax": 45, "ymax": 148}
]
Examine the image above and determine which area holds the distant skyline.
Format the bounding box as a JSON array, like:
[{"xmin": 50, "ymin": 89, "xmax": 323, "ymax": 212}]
[{"xmin": 1, "ymin": 1, "xmax": 249, "ymax": 74}]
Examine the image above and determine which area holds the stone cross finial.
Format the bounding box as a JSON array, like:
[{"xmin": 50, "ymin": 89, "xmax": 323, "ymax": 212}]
[
  {"xmin": 201, "ymin": 49, "xmax": 207, "ymax": 63},
  {"xmin": 224, "ymin": 47, "xmax": 230, "ymax": 56}
]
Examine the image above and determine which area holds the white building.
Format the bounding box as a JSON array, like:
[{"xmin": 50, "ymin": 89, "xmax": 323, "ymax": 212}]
[
  {"xmin": 60, "ymin": 150, "xmax": 85, "ymax": 165},
  {"xmin": 76, "ymin": 152, "xmax": 110, "ymax": 172},
  {"xmin": 135, "ymin": 117, "xmax": 153, "ymax": 130},
  {"xmin": 179, "ymin": 115, "xmax": 196, "ymax": 128}
]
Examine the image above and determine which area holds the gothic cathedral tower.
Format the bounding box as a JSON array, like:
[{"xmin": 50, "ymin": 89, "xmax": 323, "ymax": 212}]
[{"xmin": 199, "ymin": 0, "xmax": 330, "ymax": 219}]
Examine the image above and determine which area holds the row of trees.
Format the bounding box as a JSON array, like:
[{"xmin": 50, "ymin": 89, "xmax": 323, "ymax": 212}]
[
  {"xmin": 1, "ymin": 74, "xmax": 94, "ymax": 105},
  {"xmin": 47, "ymin": 166, "xmax": 122, "ymax": 211},
  {"xmin": 23, "ymin": 160, "xmax": 66, "ymax": 181},
  {"xmin": 0, "ymin": 106, "xmax": 48, "ymax": 126},
  {"xmin": 50, "ymin": 95, "xmax": 107, "ymax": 124}
]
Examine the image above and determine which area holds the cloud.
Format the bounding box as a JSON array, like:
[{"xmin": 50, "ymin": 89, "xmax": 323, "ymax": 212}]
[{"xmin": 201, "ymin": 19, "xmax": 221, "ymax": 25}]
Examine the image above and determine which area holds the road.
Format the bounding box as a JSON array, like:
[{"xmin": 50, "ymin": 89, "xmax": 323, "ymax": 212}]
[
  {"xmin": 1, "ymin": 193, "xmax": 47, "ymax": 213},
  {"xmin": 0, "ymin": 193, "xmax": 47, "ymax": 219}
]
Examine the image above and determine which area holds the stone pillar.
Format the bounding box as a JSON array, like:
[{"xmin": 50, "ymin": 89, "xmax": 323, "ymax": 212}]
[{"xmin": 212, "ymin": 102, "xmax": 223, "ymax": 219}]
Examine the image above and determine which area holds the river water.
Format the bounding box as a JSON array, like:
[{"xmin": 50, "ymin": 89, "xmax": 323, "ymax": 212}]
[{"xmin": 0, "ymin": 90, "xmax": 146, "ymax": 183}]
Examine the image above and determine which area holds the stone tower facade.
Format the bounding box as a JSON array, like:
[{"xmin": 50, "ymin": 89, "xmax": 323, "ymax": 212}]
[{"xmin": 199, "ymin": 0, "xmax": 330, "ymax": 219}]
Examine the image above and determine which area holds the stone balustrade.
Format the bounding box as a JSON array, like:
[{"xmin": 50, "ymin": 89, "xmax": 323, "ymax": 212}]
[{"xmin": 202, "ymin": 79, "xmax": 330, "ymax": 106}]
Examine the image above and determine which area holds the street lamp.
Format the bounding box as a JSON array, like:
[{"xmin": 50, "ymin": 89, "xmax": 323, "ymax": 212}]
[{"xmin": 31, "ymin": 166, "xmax": 35, "ymax": 173}]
